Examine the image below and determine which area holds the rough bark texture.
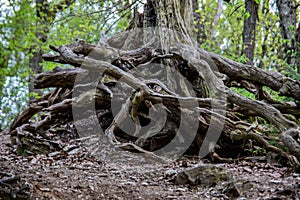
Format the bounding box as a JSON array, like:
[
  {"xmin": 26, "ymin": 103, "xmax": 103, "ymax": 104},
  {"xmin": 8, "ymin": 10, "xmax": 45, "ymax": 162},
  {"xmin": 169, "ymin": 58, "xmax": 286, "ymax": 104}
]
[
  {"xmin": 8, "ymin": 37, "xmax": 300, "ymax": 165},
  {"xmin": 276, "ymin": 0, "xmax": 298, "ymax": 69},
  {"xmin": 296, "ymin": 21, "xmax": 300, "ymax": 74},
  {"xmin": 242, "ymin": 0, "xmax": 258, "ymax": 65},
  {"xmin": 7, "ymin": 0, "xmax": 300, "ymax": 168}
]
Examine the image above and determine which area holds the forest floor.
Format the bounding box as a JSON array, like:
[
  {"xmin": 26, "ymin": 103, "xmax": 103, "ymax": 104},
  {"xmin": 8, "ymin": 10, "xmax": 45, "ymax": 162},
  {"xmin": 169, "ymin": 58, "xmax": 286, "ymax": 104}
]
[{"xmin": 1, "ymin": 131, "xmax": 300, "ymax": 200}]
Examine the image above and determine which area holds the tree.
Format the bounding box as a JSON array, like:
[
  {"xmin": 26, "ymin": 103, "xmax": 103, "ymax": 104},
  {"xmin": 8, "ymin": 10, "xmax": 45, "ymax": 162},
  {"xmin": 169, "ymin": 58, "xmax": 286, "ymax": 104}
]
[
  {"xmin": 276, "ymin": 0, "xmax": 299, "ymax": 73},
  {"xmin": 29, "ymin": 0, "xmax": 75, "ymax": 100},
  {"xmin": 242, "ymin": 0, "xmax": 258, "ymax": 65},
  {"xmin": 5, "ymin": 0, "xmax": 300, "ymax": 166}
]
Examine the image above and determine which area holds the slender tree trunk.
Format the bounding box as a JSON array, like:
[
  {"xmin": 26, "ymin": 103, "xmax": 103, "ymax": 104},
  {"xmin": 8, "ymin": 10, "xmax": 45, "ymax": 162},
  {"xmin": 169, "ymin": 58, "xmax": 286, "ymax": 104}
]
[
  {"xmin": 29, "ymin": 0, "xmax": 75, "ymax": 101},
  {"xmin": 242, "ymin": 0, "xmax": 258, "ymax": 65},
  {"xmin": 276, "ymin": 0, "xmax": 297, "ymax": 70},
  {"xmin": 295, "ymin": 22, "xmax": 300, "ymax": 74},
  {"xmin": 29, "ymin": 0, "xmax": 48, "ymax": 101}
]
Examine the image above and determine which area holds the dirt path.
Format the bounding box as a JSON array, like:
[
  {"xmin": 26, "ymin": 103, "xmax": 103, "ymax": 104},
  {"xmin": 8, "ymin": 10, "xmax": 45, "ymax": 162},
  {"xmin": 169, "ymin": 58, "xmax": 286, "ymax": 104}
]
[{"xmin": 1, "ymin": 132, "xmax": 299, "ymax": 199}]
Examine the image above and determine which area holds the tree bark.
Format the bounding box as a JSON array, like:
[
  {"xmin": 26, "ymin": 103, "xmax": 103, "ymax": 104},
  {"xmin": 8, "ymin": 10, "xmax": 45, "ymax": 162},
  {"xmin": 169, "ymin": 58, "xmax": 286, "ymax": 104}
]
[
  {"xmin": 276, "ymin": 0, "xmax": 297, "ymax": 69},
  {"xmin": 154, "ymin": 0, "xmax": 195, "ymax": 48},
  {"xmin": 242, "ymin": 0, "xmax": 258, "ymax": 65},
  {"xmin": 29, "ymin": 0, "xmax": 48, "ymax": 101},
  {"xmin": 296, "ymin": 22, "xmax": 300, "ymax": 74}
]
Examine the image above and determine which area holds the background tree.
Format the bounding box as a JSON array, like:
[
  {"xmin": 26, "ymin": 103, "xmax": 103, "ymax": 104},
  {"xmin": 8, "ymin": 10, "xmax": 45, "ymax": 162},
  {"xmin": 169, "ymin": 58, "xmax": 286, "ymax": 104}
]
[
  {"xmin": 29, "ymin": 0, "xmax": 75, "ymax": 100},
  {"xmin": 242, "ymin": 0, "xmax": 258, "ymax": 65},
  {"xmin": 276, "ymin": 0, "xmax": 300, "ymax": 74}
]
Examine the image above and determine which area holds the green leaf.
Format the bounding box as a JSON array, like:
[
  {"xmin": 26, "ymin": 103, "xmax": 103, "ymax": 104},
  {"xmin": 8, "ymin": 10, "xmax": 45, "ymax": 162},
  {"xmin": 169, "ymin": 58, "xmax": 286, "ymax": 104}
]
[{"xmin": 244, "ymin": 12, "xmax": 250, "ymax": 19}]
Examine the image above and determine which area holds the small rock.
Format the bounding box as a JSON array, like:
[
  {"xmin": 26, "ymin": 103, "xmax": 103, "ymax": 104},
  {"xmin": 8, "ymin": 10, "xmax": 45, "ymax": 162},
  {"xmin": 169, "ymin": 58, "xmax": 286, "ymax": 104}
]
[
  {"xmin": 243, "ymin": 167, "xmax": 252, "ymax": 173},
  {"xmin": 175, "ymin": 164, "xmax": 230, "ymax": 186},
  {"xmin": 39, "ymin": 187, "xmax": 50, "ymax": 192},
  {"xmin": 166, "ymin": 196, "xmax": 177, "ymax": 199},
  {"xmin": 270, "ymin": 180, "xmax": 281, "ymax": 184},
  {"xmin": 175, "ymin": 188, "xmax": 186, "ymax": 192},
  {"xmin": 48, "ymin": 151, "xmax": 61, "ymax": 157},
  {"xmin": 141, "ymin": 182, "xmax": 149, "ymax": 186},
  {"xmin": 68, "ymin": 148, "xmax": 80, "ymax": 155},
  {"xmin": 89, "ymin": 185, "xmax": 94, "ymax": 191},
  {"xmin": 98, "ymin": 173, "xmax": 108, "ymax": 177},
  {"xmin": 63, "ymin": 144, "xmax": 78, "ymax": 152},
  {"xmin": 165, "ymin": 169, "xmax": 176, "ymax": 177},
  {"xmin": 130, "ymin": 176, "xmax": 137, "ymax": 180},
  {"xmin": 121, "ymin": 181, "xmax": 136, "ymax": 186},
  {"xmin": 30, "ymin": 157, "xmax": 38, "ymax": 164}
]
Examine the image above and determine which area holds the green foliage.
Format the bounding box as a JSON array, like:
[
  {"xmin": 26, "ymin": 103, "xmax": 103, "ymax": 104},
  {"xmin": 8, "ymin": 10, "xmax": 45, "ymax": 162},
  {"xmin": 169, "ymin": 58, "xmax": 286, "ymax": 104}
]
[
  {"xmin": 231, "ymin": 88, "xmax": 256, "ymax": 100},
  {"xmin": 236, "ymin": 54, "xmax": 249, "ymax": 63},
  {"xmin": 244, "ymin": 143, "xmax": 267, "ymax": 156},
  {"xmin": 196, "ymin": 0, "xmax": 298, "ymax": 107},
  {"xmin": 198, "ymin": 0, "xmax": 245, "ymax": 61},
  {"xmin": 252, "ymin": 147, "xmax": 266, "ymax": 156},
  {"xmin": 198, "ymin": 0, "xmax": 294, "ymax": 80},
  {"xmin": 0, "ymin": 0, "xmax": 137, "ymax": 130},
  {"xmin": 243, "ymin": 12, "xmax": 250, "ymax": 19},
  {"xmin": 262, "ymin": 86, "xmax": 295, "ymax": 102}
]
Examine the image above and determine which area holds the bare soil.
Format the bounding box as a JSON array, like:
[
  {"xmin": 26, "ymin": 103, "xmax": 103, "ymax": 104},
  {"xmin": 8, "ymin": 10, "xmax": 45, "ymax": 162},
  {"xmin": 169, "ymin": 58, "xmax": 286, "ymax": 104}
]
[{"xmin": 1, "ymin": 132, "xmax": 300, "ymax": 200}]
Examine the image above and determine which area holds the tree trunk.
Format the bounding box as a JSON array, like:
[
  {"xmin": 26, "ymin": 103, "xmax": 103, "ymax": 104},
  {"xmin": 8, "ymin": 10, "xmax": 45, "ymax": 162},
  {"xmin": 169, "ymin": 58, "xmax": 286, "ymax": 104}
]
[
  {"xmin": 276, "ymin": 0, "xmax": 297, "ymax": 68},
  {"xmin": 29, "ymin": 0, "xmax": 75, "ymax": 101},
  {"xmin": 154, "ymin": 0, "xmax": 195, "ymax": 48},
  {"xmin": 242, "ymin": 0, "xmax": 258, "ymax": 65},
  {"xmin": 296, "ymin": 21, "xmax": 300, "ymax": 74},
  {"xmin": 29, "ymin": 0, "xmax": 48, "ymax": 101}
]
